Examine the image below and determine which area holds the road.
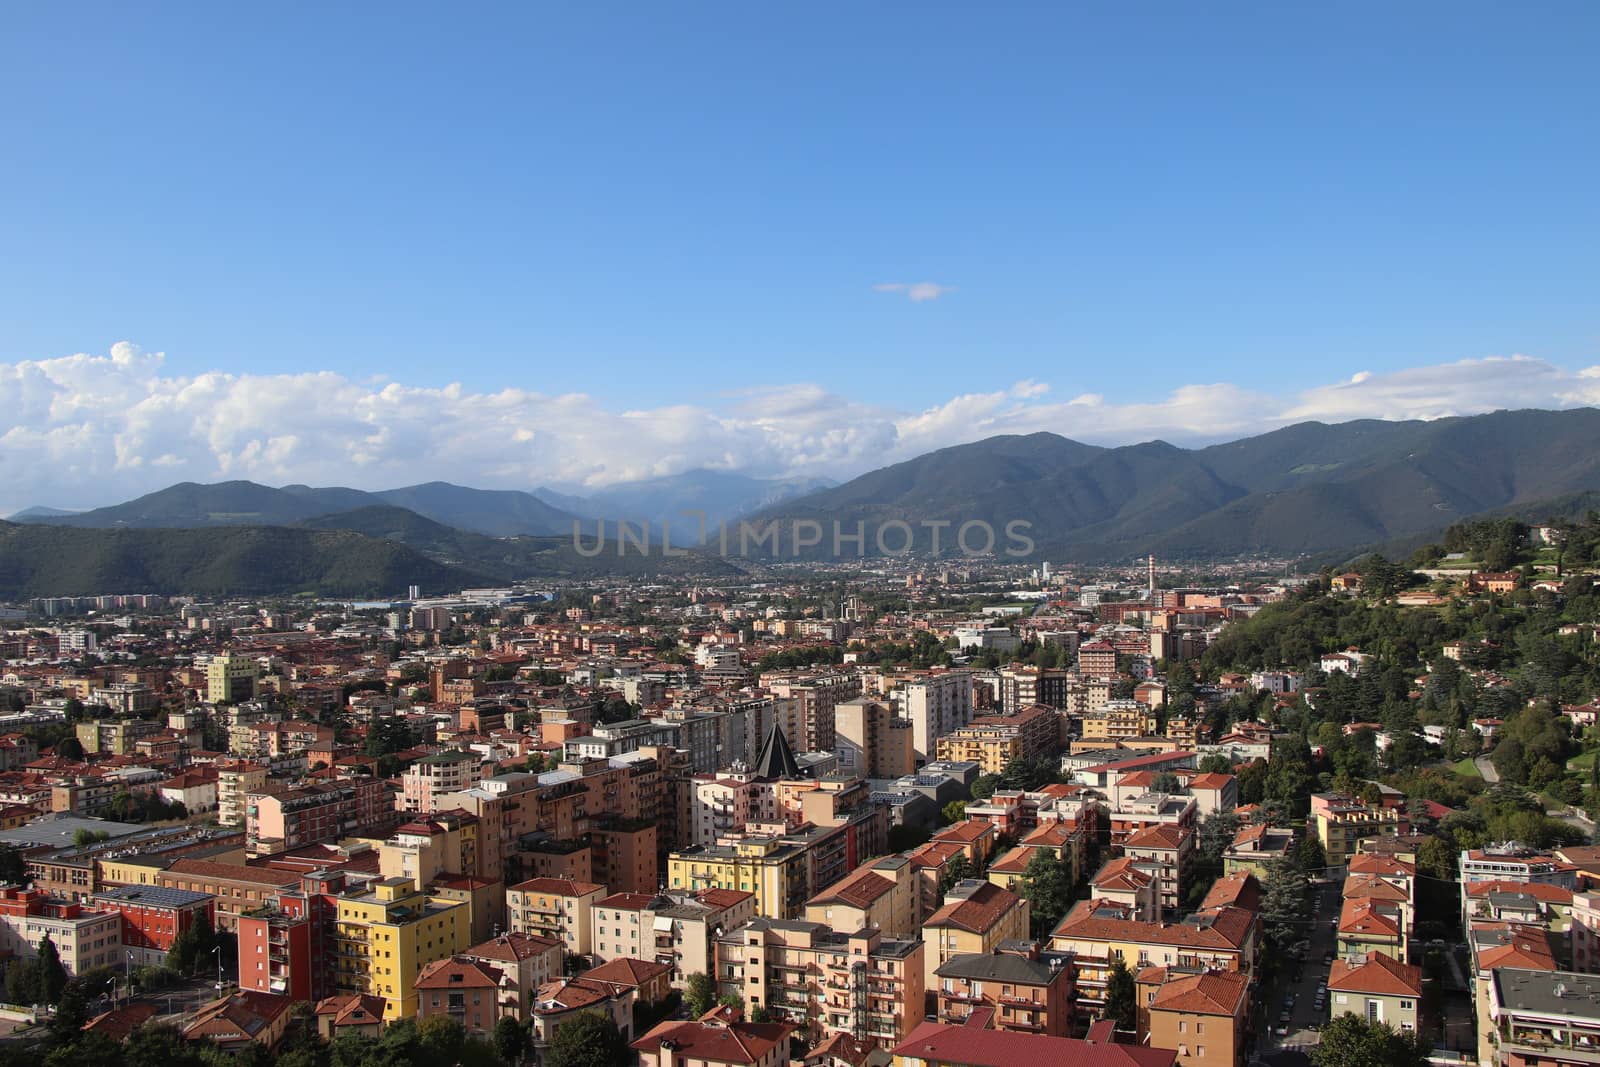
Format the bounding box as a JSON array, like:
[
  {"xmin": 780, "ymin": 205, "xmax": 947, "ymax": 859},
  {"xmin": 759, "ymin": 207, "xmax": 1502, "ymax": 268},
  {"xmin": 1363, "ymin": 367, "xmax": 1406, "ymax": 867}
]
[
  {"xmin": 1261, "ymin": 878, "xmax": 1341, "ymax": 1058},
  {"xmin": 1475, "ymin": 756, "xmax": 1500, "ymax": 783}
]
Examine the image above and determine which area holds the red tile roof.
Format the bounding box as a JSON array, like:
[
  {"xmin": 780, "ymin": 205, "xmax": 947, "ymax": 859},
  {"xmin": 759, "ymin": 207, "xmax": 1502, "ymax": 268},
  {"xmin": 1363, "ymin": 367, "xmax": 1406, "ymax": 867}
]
[
  {"xmin": 1149, "ymin": 970, "xmax": 1250, "ymax": 1015},
  {"xmin": 925, "ymin": 883, "xmax": 1024, "ymax": 934},
  {"xmin": 509, "ymin": 877, "xmax": 603, "ymax": 895},
  {"xmin": 1329, "ymin": 952, "xmax": 1422, "ymax": 997},
  {"xmin": 890, "ymin": 1021, "xmax": 1177, "ymax": 1067},
  {"xmin": 631, "ymin": 1015, "xmax": 795, "ymax": 1064}
]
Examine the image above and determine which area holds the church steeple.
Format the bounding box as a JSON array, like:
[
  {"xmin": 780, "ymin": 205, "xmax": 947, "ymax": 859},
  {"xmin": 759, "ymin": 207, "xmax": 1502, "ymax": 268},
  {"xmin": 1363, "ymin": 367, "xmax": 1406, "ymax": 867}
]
[{"xmin": 752, "ymin": 719, "xmax": 801, "ymax": 779}]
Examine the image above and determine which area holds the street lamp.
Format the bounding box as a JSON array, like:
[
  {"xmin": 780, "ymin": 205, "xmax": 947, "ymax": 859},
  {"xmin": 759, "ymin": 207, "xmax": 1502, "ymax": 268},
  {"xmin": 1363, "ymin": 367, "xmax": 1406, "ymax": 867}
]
[
  {"xmin": 125, "ymin": 949, "xmax": 135, "ymax": 1004},
  {"xmin": 211, "ymin": 944, "xmax": 224, "ymax": 996}
]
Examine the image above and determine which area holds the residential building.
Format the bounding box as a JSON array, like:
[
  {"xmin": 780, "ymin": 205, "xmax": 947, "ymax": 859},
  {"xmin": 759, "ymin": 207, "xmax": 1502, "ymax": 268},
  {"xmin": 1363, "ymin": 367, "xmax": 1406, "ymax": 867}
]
[
  {"xmin": 506, "ymin": 877, "xmax": 605, "ymax": 958},
  {"xmin": 247, "ymin": 777, "xmax": 391, "ymax": 856},
  {"xmin": 935, "ymin": 706, "xmax": 1058, "ymax": 775},
  {"xmin": 1312, "ymin": 795, "xmax": 1400, "ymax": 866},
  {"xmin": 459, "ymin": 931, "xmax": 566, "ymax": 1017},
  {"xmin": 0, "ymin": 885, "xmax": 122, "ymax": 975},
  {"xmin": 890, "ymin": 1021, "xmax": 1178, "ymax": 1067},
  {"xmin": 902, "ymin": 673, "xmax": 974, "ymax": 765},
  {"xmin": 921, "ymin": 880, "xmax": 1030, "ymax": 990},
  {"xmin": 216, "ymin": 760, "xmax": 269, "ymax": 828},
  {"xmin": 332, "ymin": 877, "xmax": 472, "ymax": 1020},
  {"xmin": 1123, "ymin": 823, "xmax": 1195, "ymax": 918},
  {"xmin": 834, "ymin": 698, "xmax": 915, "ymax": 780},
  {"xmin": 592, "ymin": 887, "xmax": 757, "ymax": 986},
  {"xmin": 1328, "ymin": 951, "xmax": 1423, "ymax": 1033},
  {"xmin": 1487, "ymin": 967, "xmax": 1600, "ymax": 1067},
  {"xmin": 933, "ymin": 945, "xmax": 1074, "ymax": 1036},
  {"xmin": 716, "ymin": 919, "xmax": 925, "ymax": 1045},
  {"xmin": 91, "ymin": 884, "xmax": 215, "ymax": 967},
  {"xmin": 400, "ymin": 750, "xmax": 483, "ymax": 813},
  {"xmin": 415, "ymin": 956, "xmax": 502, "ymax": 1036},
  {"xmin": 1142, "ymin": 969, "xmax": 1251, "ymax": 1067},
  {"xmin": 208, "ymin": 654, "xmax": 260, "ymax": 704},
  {"xmin": 632, "ymin": 1007, "xmax": 794, "ymax": 1067}
]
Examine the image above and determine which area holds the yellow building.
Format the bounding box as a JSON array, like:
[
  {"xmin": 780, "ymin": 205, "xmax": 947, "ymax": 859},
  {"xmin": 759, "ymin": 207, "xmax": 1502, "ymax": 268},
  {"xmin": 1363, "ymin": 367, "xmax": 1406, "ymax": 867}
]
[
  {"xmin": 1313, "ymin": 796, "xmax": 1401, "ymax": 865},
  {"xmin": 920, "ymin": 881, "xmax": 1030, "ymax": 989},
  {"xmin": 207, "ymin": 653, "xmax": 259, "ymax": 705},
  {"xmin": 1080, "ymin": 699, "xmax": 1157, "ymax": 742},
  {"xmin": 668, "ymin": 836, "xmax": 811, "ymax": 920},
  {"xmin": 332, "ymin": 877, "xmax": 470, "ymax": 1020},
  {"xmin": 804, "ymin": 854, "xmax": 921, "ymax": 939},
  {"xmin": 934, "ymin": 707, "xmax": 1057, "ymax": 775}
]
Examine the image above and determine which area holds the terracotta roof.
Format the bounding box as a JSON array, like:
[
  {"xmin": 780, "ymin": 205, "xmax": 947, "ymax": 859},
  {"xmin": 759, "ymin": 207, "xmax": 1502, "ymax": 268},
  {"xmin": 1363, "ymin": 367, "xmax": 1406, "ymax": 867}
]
[
  {"xmin": 416, "ymin": 956, "xmax": 500, "ymax": 989},
  {"xmin": 182, "ymin": 990, "xmax": 291, "ymax": 1045},
  {"xmin": 465, "ymin": 931, "xmax": 563, "ymax": 961},
  {"xmin": 1124, "ymin": 824, "xmax": 1191, "ymax": 851},
  {"xmin": 811, "ymin": 869, "xmax": 896, "ymax": 909},
  {"xmin": 1343, "ymin": 874, "xmax": 1410, "ymax": 903},
  {"xmin": 1199, "ymin": 872, "xmax": 1262, "ymax": 913},
  {"xmin": 509, "ymin": 876, "xmax": 603, "ymax": 895},
  {"xmin": 696, "ymin": 887, "xmax": 754, "ymax": 910},
  {"xmin": 1329, "ymin": 952, "xmax": 1422, "ymax": 997},
  {"xmin": 1149, "ymin": 970, "xmax": 1250, "ymax": 1015},
  {"xmin": 934, "ymin": 820, "xmax": 995, "ymax": 844},
  {"xmin": 532, "ymin": 976, "xmax": 618, "ymax": 1014},
  {"xmin": 890, "ymin": 1021, "xmax": 1177, "ymax": 1067},
  {"xmin": 84, "ymin": 1002, "xmax": 159, "ymax": 1040},
  {"xmin": 1186, "ymin": 773, "xmax": 1234, "ymax": 790},
  {"xmin": 596, "ymin": 892, "xmax": 656, "ymax": 911},
  {"xmin": 164, "ymin": 859, "xmax": 299, "ymax": 887},
  {"xmin": 630, "ymin": 1015, "xmax": 795, "ymax": 1065},
  {"xmin": 1347, "ymin": 853, "xmax": 1415, "ymax": 877},
  {"xmin": 1466, "ymin": 880, "xmax": 1575, "ymax": 904},
  {"xmin": 925, "ymin": 882, "xmax": 1024, "ymax": 934},
  {"xmin": 1092, "ymin": 857, "xmax": 1154, "ymax": 891},
  {"xmin": 1338, "ymin": 898, "xmax": 1403, "ymax": 938},
  {"xmin": 314, "ymin": 994, "xmax": 387, "ymax": 1027},
  {"xmin": 1022, "ymin": 822, "xmax": 1077, "ymax": 847},
  {"xmin": 1476, "ymin": 931, "xmax": 1558, "ymax": 972},
  {"xmin": 581, "ymin": 956, "xmax": 672, "ymax": 989},
  {"xmin": 1052, "ymin": 901, "xmax": 1255, "ymax": 952}
]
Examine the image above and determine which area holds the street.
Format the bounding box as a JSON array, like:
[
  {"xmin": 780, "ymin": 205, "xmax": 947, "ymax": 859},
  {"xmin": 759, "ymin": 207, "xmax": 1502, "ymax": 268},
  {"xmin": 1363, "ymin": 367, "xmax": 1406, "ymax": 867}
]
[{"xmin": 1261, "ymin": 878, "xmax": 1341, "ymax": 1058}]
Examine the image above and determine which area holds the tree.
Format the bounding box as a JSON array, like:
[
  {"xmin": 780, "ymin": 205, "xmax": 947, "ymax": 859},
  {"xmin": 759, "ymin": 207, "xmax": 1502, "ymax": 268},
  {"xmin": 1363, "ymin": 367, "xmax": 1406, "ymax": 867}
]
[
  {"xmin": 1018, "ymin": 847, "xmax": 1073, "ymax": 938},
  {"xmin": 492, "ymin": 1015, "xmax": 528, "ymax": 1065},
  {"xmin": 684, "ymin": 972, "xmax": 717, "ymax": 1019},
  {"xmin": 36, "ymin": 936, "xmax": 68, "ymax": 1003},
  {"xmin": 1104, "ymin": 958, "xmax": 1136, "ymax": 1032},
  {"xmin": 1295, "ymin": 834, "xmax": 1327, "ymax": 874},
  {"xmin": 1312, "ymin": 1013, "xmax": 1430, "ymax": 1067},
  {"xmin": 1261, "ymin": 858, "xmax": 1309, "ymax": 951},
  {"xmin": 50, "ymin": 979, "xmax": 88, "ymax": 1039},
  {"xmin": 1197, "ymin": 754, "xmax": 1235, "ymax": 775},
  {"xmin": 0, "ymin": 846, "xmax": 24, "ymax": 884},
  {"xmin": 749, "ymin": 1005, "xmax": 772, "ymax": 1023},
  {"xmin": 55, "ymin": 737, "xmax": 85, "ymax": 761},
  {"xmin": 125, "ymin": 1023, "xmax": 203, "ymax": 1067},
  {"xmin": 418, "ymin": 1015, "xmax": 467, "ymax": 1065},
  {"xmin": 940, "ymin": 800, "xmax": 968, "ymax": 826},
  {"xmin": 545, "ymin": 1011, "xmax": 626, "ymax": 1067},
  {"xmin": 938, "ymin": 854, "xmax": 976, "ymax": 896}
]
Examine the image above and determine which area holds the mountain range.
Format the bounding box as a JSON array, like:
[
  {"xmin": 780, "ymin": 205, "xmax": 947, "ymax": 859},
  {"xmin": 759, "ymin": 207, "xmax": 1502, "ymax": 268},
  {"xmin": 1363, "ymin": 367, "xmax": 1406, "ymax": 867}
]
[
  {"xmin": 7, "ymin": 408, "xmax": 1600, "ymax": 596},
  {"xmin": 749, "ymin": 408, "xmax": 1600, "ymax": 561}
]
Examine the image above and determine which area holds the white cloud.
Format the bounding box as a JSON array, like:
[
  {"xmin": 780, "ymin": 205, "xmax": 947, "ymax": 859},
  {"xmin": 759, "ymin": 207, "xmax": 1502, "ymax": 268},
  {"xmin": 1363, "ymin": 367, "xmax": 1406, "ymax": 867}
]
[
  {"xmin": 873, "ymin": 282, "xmax": 955, "ymax": 302},
  {"xmin": 0, "ymin": 344, "xmax": 1597, "ymax": 515}
]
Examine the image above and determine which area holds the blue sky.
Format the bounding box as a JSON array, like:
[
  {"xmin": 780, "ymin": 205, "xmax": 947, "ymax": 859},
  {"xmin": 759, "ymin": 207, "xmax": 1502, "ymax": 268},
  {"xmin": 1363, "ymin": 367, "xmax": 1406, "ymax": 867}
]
[{"xmin": 1, "ymin": 4, "xmax": 1598, "ymax": 508}]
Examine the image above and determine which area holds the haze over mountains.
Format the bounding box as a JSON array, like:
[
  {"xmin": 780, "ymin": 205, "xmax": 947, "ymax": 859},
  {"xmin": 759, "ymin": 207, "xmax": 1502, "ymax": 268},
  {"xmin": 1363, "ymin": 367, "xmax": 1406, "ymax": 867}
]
[{"xmin": 6, "ymin": 409, "xmax": 1600, "ymax": 596}]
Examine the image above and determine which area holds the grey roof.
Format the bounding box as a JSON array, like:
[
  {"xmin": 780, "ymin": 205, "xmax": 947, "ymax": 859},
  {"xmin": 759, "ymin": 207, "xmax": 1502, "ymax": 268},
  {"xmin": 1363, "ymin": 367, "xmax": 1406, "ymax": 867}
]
[
  {"xmin": 753, "ymin": 720, "xmax": 800, "ymax": 779},
  {"xmin": 94, "ymin": 884, "xmax": 215, "ymax": 909},
  {"xmin": 0, "ymin": 815, "xmax": 147, "ymax": 849},
  {"xmin": 1493, "ymin": 968, "xmax": 1600, "ymax": 1018},
  {"xmin": 935, "ymin": 951, "xmax": 1066, "ymax": 984}
]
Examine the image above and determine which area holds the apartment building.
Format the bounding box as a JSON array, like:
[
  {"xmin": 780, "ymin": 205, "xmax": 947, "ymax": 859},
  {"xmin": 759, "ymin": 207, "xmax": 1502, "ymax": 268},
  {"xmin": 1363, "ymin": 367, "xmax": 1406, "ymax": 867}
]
[
  {"xmin": 332, "ymin": 877, "xmax": 472, "ymax": 1020},
  {"xmin": 399, "ymin": 751, "xmax": 484, "ymax": 813},
  {"xmin": 921, "ymin": 880, "xmax": 1031, "ymax": 989},
  {"xmin": 933, "ymin": 945, "xmax": 1074, "ymax": 1036},
  {"xmin": 415, "ymin": 956, "xmax": 502, "ymax": 1036},
  {"xmin": 806, "ymin": 855, "xmax": 921, "ymax": 940},
  {"xmin": 590, "ymin": 887, "xmax": 756, "ymax": 986},
  {"xmin": 506, "ymin": 877, "xmax": 605, "ymax": 958},
  {"xmin": 716, "ymin": 919, "xmax": 925, "ymax": 1045},
  {"xmin": 1142, "ymin": 969, "xmax": 1252, "ymax": 1067},
  {"xmin": 0, "ymin": 885, "xmax": 122, "ymax": 976},
  {"xmin": 935, "ymin": 706, "xmax": 1058, "ymax": 775},
  {"xmin": 1487, "ymin": 968, "xmax": 1600, "ymax": 1067},
  {"xmin": 458, "ymin": 931, "xmax": 567, "ymax": 1017},
  {"xmin": 216, "ymin": 760, "xmax": 269, "ymax": 828},
  {"xmin": 1328, "ymin": 951, "xmax": 1423, "ymax": 1033},
  {"xmin": 900, "ymin": 672, "xmax": 975, "ymax": 765},
  {"xmin": 91, "ymin": 884, "xmax": 215, "ymax": 966},
  {"xmin": 1312, "ymin": 794, "xmax": 1401, "ymax": 866},
  {"xmin": 1124, "ymin": 823, "xmax": 1196, "ymax": 918},
  {"xmin": 208, "ymin": 653, "xmax": 260, "ymax": 704},
  {"xmin": 764, "ymin": 671, "xmax": 862, "ymax": 754},
  {"xmin": 247, "ymin": 776, "xmax": 391, "ymax": 856},
  {"xmin": 1082, "ymin": 699, "xmax": 1158, "ymax": 742},
  {"xmin": 833, "ymin": 698, "xmax": 915, "ymax": 779}
]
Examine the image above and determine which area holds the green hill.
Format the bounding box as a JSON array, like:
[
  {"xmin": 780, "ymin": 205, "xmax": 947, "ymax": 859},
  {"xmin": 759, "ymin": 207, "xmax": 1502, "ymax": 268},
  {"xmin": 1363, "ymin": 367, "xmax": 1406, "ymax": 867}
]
[{"xmin": 0, "ymin": 521, "xmax": 489, "ymax": 598}]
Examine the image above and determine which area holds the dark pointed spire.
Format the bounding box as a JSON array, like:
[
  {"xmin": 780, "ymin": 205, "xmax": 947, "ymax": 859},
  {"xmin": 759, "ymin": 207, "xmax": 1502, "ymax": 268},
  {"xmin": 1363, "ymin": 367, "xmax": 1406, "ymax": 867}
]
[{"xmin": 753, "ymin": 719, "xmax": 801, "ymax": 780}]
